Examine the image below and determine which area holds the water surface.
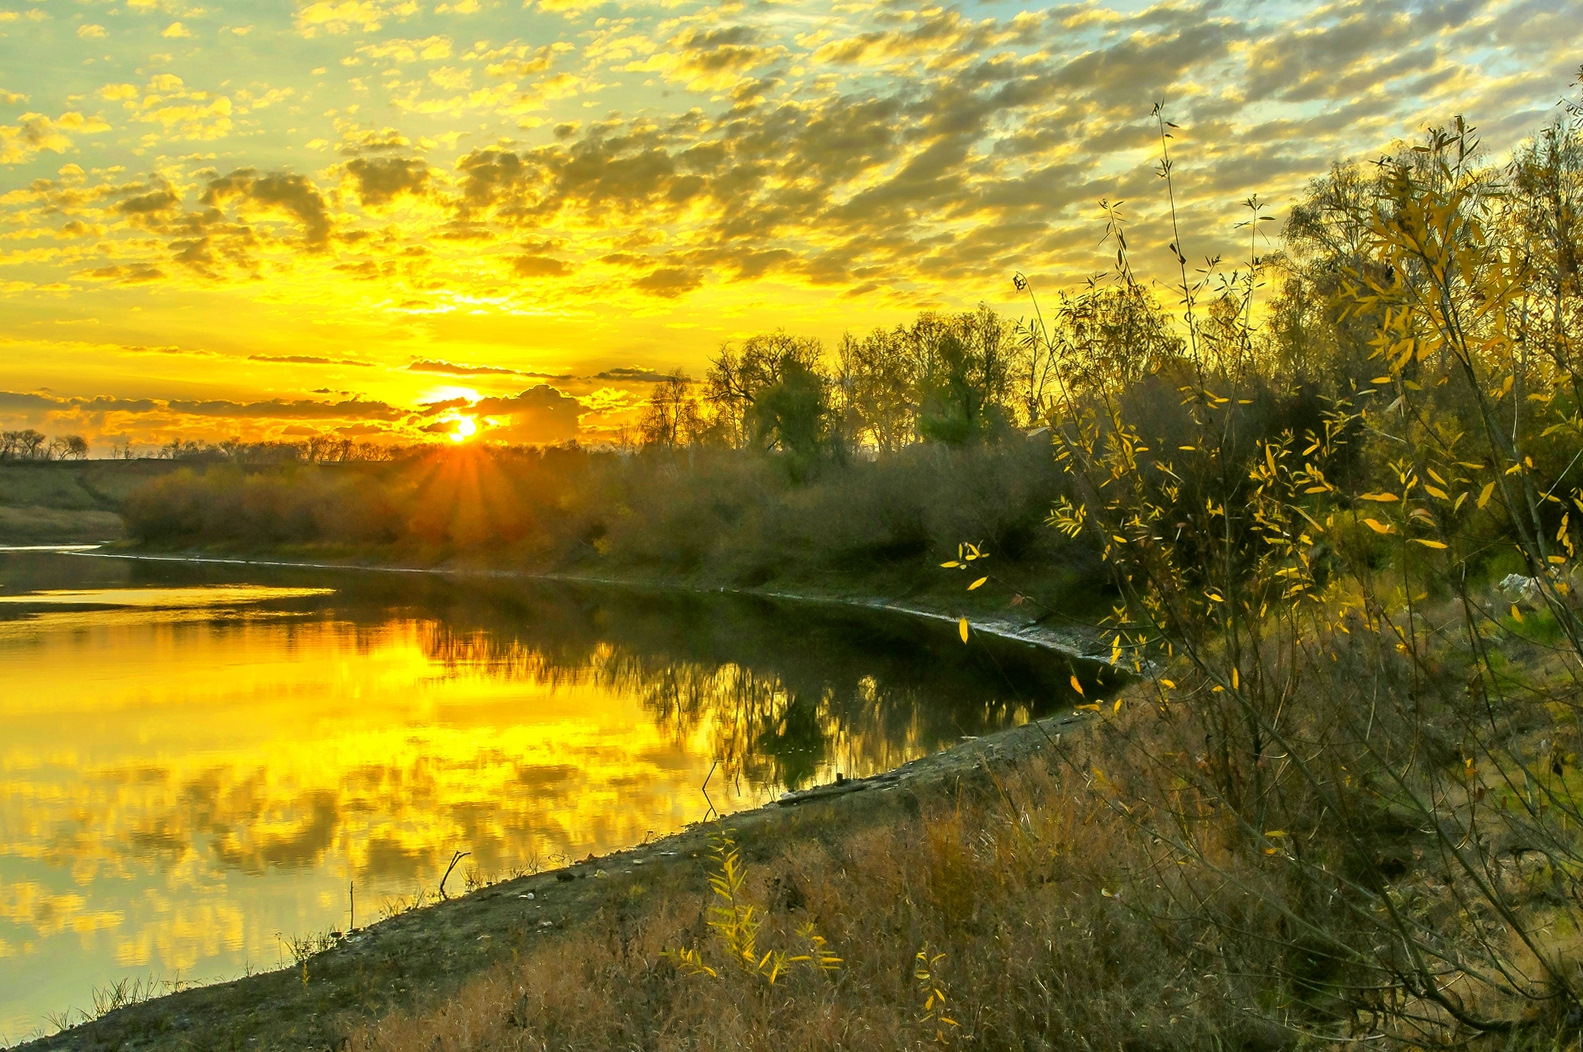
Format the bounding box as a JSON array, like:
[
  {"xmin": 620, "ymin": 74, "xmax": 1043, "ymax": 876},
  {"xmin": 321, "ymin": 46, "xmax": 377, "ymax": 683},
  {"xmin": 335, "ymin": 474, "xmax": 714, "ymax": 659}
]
[{"xmin": 0, "ymin": 550, "xmax": 1086, "ymax": 1042}]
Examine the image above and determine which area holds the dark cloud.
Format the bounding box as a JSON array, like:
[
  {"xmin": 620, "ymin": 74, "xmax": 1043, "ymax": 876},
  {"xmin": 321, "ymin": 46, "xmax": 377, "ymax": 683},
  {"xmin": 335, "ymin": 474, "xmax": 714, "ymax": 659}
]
[
  {"xmin": 406, "ymin": 358, "xmax": 563, "ymax": 378},
  {"xmin": 343, "ymin": 156, "xmax": 431, "ymax": 207},
  {"xmin": 338, "ymin": 127, "xmax": 415, "ymax": 155},
  {"xmin": 512, "ymin": 253, "xmax": 572, "ymax": 277},
  {"xmin": 593, "ymin": 367, "xmax": 679, "ymax": 383},
  {"xmin": 165, "ymin": 398, "xmax": 403, "ymax": 420},
  {"xmin": 82, "ymin": 263, "xmax": 165, "ymax": 283},
  {"xmin": 1, "ymin": 390, "xmax": 399, "ymax": 421},
  {"xmin": 456, "ymin": 384, "xmax": 583, "ymax": 445},
  {"xmin": 667, "ymin": 24, "xmax": 784, "ymax": 83},
  {"xmin": 249, "ymin": 354, "xmax": 367, "ymax": 366},
  {"xmin": 116, "ymin": 184, "xmax": 180, "ymax": 217},
  {"xmin": 202, "ymin": 168, "xmax": 332, "ymax": 250},
  {"xmin": 633, "ymin": 266, "xmax": 703, "ymax": 297}
]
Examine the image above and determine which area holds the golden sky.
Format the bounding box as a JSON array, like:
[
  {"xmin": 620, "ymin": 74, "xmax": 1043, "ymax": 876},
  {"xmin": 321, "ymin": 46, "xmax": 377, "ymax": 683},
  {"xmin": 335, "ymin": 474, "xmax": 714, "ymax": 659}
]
[{"xmin": 0, "ymin": 0, "xmax": 1577, "ymax": 448}]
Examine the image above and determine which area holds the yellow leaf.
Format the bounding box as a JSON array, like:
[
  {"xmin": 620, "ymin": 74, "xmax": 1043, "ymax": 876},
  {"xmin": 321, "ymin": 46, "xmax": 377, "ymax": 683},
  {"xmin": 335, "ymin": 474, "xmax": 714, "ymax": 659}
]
[
  {"xmin": 1357, "ymin": 492, "xmax": 1400, "ymax": 502},
  {"xmin": 1511, "ymin": 605, "xmax": 1523, "ymax": 623},
  {"xmin": 1070, "ymin": 674, "xmax": 1085, "ymax": 696},
  {"xmin": 958, "ymin": 618, "xmax": 969, "ymax": 644},
  {"xmin": 1363, "ymin": 518, "xmax": 1395, "ymax": 534},
  {"xmin": 1075, "ymin": 703, "xmax": 1100, "ymax": 712},
  {"xmin": 1371, "ymin": 375, "xmax": 1393, "ymax": 384},
  {"xmin": 940, "ymin": 561, "xmax": 961, "ymax": 568},
  {"xmin": 1477, "ymin": 481, "xmax": 1495, "ymax": 509},
  {"xmin": 1160, "ymin": 679, "xmax": 1176, "ymax": 689},
  {"xmin": 1409, "ymin": 539, "xmax": 1448, "ymax": 549},
  {"xmin": 1265, "ymin": 830, "xmax": 1287, "ymax": 838},
  {"xmin": 1424, "ymin": 485, "xmax": 1449, "ymax": 500},
  {"xmin": 967, "ymin": 576, "xmax": 987, "ymax": 591},
  {"xmin": 1231, "ymin": 667, "xmax": 1239, "ymax": 689},
  {"xmin": 1113, "ymin": 697, "xmax": 1123, "ymax": 713}
]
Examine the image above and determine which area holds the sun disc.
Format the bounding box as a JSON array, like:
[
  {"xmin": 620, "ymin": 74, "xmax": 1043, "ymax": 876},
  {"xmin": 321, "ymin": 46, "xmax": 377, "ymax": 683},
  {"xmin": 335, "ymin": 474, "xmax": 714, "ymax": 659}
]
[{"xmin": 450, "ymin": 416, "xmax": 478, "ymax": 443}]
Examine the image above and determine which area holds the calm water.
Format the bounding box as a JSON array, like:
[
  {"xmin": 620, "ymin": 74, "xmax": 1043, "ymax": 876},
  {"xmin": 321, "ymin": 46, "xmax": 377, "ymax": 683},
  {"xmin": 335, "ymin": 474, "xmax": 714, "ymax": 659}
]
[{"xmin": 0, "ymin": 549, "xmax": 1086, "ymax": 1041}]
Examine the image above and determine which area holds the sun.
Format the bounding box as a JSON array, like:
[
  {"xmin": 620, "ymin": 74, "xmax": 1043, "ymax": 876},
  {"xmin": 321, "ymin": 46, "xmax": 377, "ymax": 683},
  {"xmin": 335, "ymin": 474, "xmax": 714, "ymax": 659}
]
[{"xmin": 449, "ymin": 416, "xmax": 478, "ymax": 443}]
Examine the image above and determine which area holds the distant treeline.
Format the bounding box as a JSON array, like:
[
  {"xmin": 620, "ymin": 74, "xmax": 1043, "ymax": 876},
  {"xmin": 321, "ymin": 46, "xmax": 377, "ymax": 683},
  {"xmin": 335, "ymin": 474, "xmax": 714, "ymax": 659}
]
[
  {"xmin": 1, "ymin": 429, "xmax": 88, "ymax": 461},
  {"xmin": 122, "ymin": 436, "xmax": 406, "ymax": 464},
  {"xmin": 121, "ymin": 437, "xmax": 1093, "ymax": 596}
]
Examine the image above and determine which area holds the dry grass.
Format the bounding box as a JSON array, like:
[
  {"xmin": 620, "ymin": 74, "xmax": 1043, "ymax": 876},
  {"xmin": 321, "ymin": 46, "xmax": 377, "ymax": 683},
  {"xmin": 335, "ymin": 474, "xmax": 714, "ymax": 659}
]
[{"xmin": 348, "ymin": 728, "xmax": 1297, "ymax": 1052}]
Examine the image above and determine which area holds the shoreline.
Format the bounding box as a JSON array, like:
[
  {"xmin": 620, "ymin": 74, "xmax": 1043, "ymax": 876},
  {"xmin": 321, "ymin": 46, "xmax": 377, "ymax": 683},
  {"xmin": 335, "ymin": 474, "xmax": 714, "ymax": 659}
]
[{"xmin": 60, "ymin": 545, "xmax": 1107, "ymax": 661}]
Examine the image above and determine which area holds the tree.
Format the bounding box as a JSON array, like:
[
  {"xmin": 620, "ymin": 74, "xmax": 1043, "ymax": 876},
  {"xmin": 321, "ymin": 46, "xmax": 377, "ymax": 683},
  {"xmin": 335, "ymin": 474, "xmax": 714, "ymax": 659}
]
[
  {"xmin": 2, "ymin": 429, "xmax": 49, "ymax": 459},
  {"xmin": 705, "ymin": 332, "xmax": 825, "ymax": 450},
  {"xmin": 749, "ymin": 358, "xmax": 832, "ymax": 477},
  {"xmin": 912, "ymin": 305, "xmax": 1016, "ymax": 446},
  {"xmin": 48, "ymin": 434, "xmax": 89, "ymax": 460},
  {"xmin": 836, "ymin": 327, "xmax": 918, "ymax": 453},
  {"xmin": 639, "ymin": 371, "xmax": 703, "ymax": 449}
]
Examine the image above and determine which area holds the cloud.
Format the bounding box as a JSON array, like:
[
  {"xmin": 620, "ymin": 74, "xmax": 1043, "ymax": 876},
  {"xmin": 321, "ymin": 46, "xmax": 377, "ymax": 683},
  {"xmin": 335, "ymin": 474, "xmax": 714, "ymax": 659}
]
[
  {"xmin": 77, "ymin": 24, "xmax": 108, "ymax": 39},
  {"xmin": 356, "ymin": 35, "xmax": 453, "ymax": 63},
  {"xmin": 593, "ymin": 367, "xmax": 680, "ymax": 383},
  {"xmin": 336, "ymin": 126, "xmax": 414, "ymax": 155},
  {"xmin": 113, "ymin": 74, "xmax": 233, "ymax": 141},
  {"xmin": 633, "ymin": 266, "xmax": 703, "ymax": 297},
  {"xmin": 0, "ymin": 389, "xmax": 405, "ymax": 422},
  {"xmin": 167, "ymin": 397, "xmax": 404, "ymax": 419},
  {"xmin": 161, "ymin": 21, "xmax": 192, "ymax": 38},
  {"xmin": 343, "ymin": 155, "xmax": 431, "ymax": 206},
  {"xmin": 465, "ymin": 384, "xmax": 583, "ymax": 444},
  {"xmin": 201, "ymin": 168, "xmax": 333, "ymax": 250},
  {"xmin": 625, "ymin": 25, "xmax": 787, "ymax": 91},
  {"xmin": 407, "ymin": 358, "xmax": 544, "ymax": 376},
  {"xmin": 82, "ymin": 263, "xmax": 166, "ymax": 283},
  {"xmin": 294, "ymin": 0, "xmax": 421, "ymax": 35},
  {"xmin": 249, "ymin": 354, "xmax": 367, "ymax": 366},
  {"xmin": 512, "ymin": 252, "xmax": 571, "ymax": 277},
  {"xmin": 0, "ymin": 111, "xmax": 111, "ymax": 165}
]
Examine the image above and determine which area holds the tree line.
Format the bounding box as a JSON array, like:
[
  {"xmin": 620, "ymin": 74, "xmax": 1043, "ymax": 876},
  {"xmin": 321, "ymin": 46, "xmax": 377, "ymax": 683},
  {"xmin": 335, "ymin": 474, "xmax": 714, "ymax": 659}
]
[{"xmin": 0, "ymin": 430, "xmax": 88, "ymax": 461}]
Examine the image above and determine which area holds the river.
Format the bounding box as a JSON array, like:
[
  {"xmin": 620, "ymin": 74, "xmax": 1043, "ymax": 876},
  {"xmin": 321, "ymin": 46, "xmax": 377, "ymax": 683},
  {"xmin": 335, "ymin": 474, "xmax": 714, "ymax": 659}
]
[{"xmin": 0, "ymin": 548, "xmax": 1085, "ymax": 1042}]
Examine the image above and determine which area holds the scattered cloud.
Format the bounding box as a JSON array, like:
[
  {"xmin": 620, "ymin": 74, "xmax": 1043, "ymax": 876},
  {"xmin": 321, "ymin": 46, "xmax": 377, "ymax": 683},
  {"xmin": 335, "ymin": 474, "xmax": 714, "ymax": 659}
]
[
  {"xmin": 0, "ymin": 111, "xmax": 111, "ymax": 165},
  {"xmin": 294, "ymin": 0, "xmax": 421, "ymax": 36},
  {"xmin": 1, "ymin": 0, "xmax": 1577, "ymax": 446}
]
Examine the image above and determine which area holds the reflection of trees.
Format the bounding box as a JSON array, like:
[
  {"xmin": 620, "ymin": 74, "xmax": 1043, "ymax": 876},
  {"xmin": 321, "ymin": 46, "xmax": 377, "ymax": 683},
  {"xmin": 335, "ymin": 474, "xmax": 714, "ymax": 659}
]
[{"xmin": 411, "ymin": 585, "xmax": 1079, "ymax": 792}]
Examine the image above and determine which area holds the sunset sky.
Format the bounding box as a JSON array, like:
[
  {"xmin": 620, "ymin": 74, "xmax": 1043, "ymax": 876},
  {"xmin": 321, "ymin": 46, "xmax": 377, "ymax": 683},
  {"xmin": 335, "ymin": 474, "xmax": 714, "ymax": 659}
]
[{"xmin": 0, "ymin": 0, "xmax": 1577, "ymax": 448}]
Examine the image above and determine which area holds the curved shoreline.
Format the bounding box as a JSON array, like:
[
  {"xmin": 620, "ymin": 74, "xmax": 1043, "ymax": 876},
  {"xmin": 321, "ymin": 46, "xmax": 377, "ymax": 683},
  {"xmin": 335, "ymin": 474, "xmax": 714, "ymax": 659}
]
[{"xmin": 62, "ymin": 546, "xmax": 1106, "ymax": 661}]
